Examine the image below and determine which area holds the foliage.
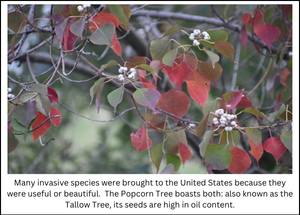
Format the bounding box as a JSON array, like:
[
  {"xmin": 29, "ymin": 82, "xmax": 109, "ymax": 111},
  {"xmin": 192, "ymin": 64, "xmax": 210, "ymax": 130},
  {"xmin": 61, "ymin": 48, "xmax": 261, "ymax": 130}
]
[{"xmin": 7, "ymin": 4, "xmax": 293, "ymax": 174}]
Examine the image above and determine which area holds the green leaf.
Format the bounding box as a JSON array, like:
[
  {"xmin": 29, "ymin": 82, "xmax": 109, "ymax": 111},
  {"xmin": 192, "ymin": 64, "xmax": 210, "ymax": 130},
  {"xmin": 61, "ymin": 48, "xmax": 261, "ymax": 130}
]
[
  {"xmin": 208, "ymin": 30, "xmax": 228, "ymax": 42},
  {"xmin": 159, "ymin": 26, "xmax": 181, "ymax": 39},
  {"xmin": 203, "ymin": 47, "xmax": 220, "ymax": 68},
  {"xmin": 99, "ymin": 60, "xmax": 119, "ymax": 73},
  {"xmin": 215, "ymin": 41, "xmax": 235, "ymax": 62},
  {"xmin": 8, "ymin": 10, "xmax": 26, "ymax": 33},
  {"xmin": 90, "ymin": 23, "xmax": 115, "ymax": 46},
  {"xmin": 150, "ymin": 39, "xmax": 172, "ymax": 60},
  {"xmin": 133, "ymin": 88, "xmax": 160, "ymax": 113},
  {"xmin": 220, "ymin": 130, "xmax": 241, "ymax": 148},
  {"xmin": 107, "ymin": 5, "xmax": 130, "ymax": 29},
  {"xmin": 29, "ymin": 83, "xmax": 48, "ymax": 94},
  {"xmin": 245, "ymin": 128, "xmax": 262, "ymax": 146},
  {"xmin": 70, "ymin": 18, "xmax": 85, "ymax": 39},
  {"xmin": 199, "ymin": 130, "xmax": 213, "ymax": 157},
  {"xmin": 136, "ymin": 64, "xmax": 156, "ymax": 74},
  {"xmin": 107, "ymin": 86, "xmax": 124, "ymax": 114},
  {"xmin": 202, "ymin": 99, "xmax": 219, "ymax": 116},
  {"xmin": 162, "ymin": 47, "xmax": 178, "ymax": 66},
  {"xmin": 243, "ymin": 107, "xmax": 267, "ymax": 119},
  {"xmin": 196, "ymin": 114, "xmax": 209, "ymax": 137},
  {"xmin": 165, "ymin": 153, "xmax": 181, "ymax": 172},
  {"xmin": 204, "ymin": 144, "xmax": 231, "ymax": 170},
  {"xmin": 8, "ymin": 131, "xmax": 19, "ymax": 154},
  {"xmin": 151, "ymin": 143, "xmax": 163, "ymax": 173},
  {"xmin": 90, "ymin": 78, "xmax": 106, "ymax": 105},
  {"xmin": 9, "ymin": 101, "xmax": 37, "ymax": 130},
  {"xmin": 38, "ymin": 94, "xmax": 51, "ymax": 116},
  {"xmin": 268, "ymin": 104, "xmax": 286, "ymax": 122},
  {"xmin": 280, "ymin": 131, "xmax": 292, "ymax": 154}
]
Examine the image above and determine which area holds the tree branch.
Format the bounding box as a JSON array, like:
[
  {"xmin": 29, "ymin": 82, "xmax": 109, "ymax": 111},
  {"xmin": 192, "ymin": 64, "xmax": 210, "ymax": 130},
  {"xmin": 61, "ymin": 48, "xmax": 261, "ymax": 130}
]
[{"xmin": 131, "ymin": 9, "xmax": 278, "ymax": 53}]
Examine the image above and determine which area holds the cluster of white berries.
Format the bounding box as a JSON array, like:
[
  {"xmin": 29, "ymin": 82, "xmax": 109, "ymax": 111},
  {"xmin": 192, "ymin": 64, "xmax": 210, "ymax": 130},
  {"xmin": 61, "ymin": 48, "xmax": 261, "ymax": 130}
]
[
  {"xmin": 7, "ymin": 88, "xmax": 15, "ymax": 100},
  {"xmin": 189, "ymin": 29, "xmax": 211, "ymax": 46},
  {"xmin": 118, "ymin": 67, "xmax": 138, "ymax": 81},
  {"xmin": 212, "ymin": 108, "xmax": 237, "ymax": 132},
  {"xmin": 188, "ymin": 123, "xmax": 196, "ymax": 128},
  {"xmin": 77, "ymin": 4, "xmax": 91, "ymax": 12}
]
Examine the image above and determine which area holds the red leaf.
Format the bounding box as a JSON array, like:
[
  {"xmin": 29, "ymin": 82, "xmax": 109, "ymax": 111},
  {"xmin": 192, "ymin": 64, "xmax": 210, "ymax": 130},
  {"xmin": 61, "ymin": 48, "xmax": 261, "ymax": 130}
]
[
  {"xmin": 236, "ymin": 96, "xmax": 253, "ymax": 108},
  {"xmin": 178, "ymin": 142, "xmax": 191, "ymax": 165},
  {"xmin": 240, "ymin": 25, "xmax": 248, "ymax": 47},
  {"xmin": 125, "ymin": 56, "xmax": 147, "ymax": 69},
  {"xmin": 89, "ymin": 12, "xmax": 120, "ymax": 32},
  {"xmin": 166, "ymin": 62, "xmax": 189, "ymax": 89},
  {"xmin": 47, "ymin": 87, "xmax": 59, "ymax": 103},
  {"xmin": 63, "ymin": 17, "xmax": 78, "ymax": 51},
  {"xmin": 248, "ymin": 136, "xmax": 264, "ymax": 165},
  {"xmin": 50, "ymin": 106, "xmax": 62, "ymax": 127},
  {"xmin": 242, "ymin": 13, "xmax": 253, "ymax": 26},
  {"xmin": 280, "ymin": 69, "xmax": 291, "ymax": 87},
  {"xmin": 282, "ymin": 5, "xmax": 292, "ymax": 19},
  {"xmin": 227, "ymin": 147, "xmax": 251, "ymax": 174},
  {"xmin": 157, "ymin": 89, "xmax": 190, "ymax": 124},
  {"xmin": 130, "ymin": 125, "xmax": 152, "ymax": 151},
  {"xmin": 185, "ymin": 70, "xmax": 210, "ymax": 106},
  {"xmin": 148, "ymin": 114, "xmax": 166, "ymax": 130},
  {"xmin": 221, "ymin": 90, "xmax": 244, "ymax": 110},
  {"xmin": 252, "ymin": 8, "xmax": 264, "ymax": 26},
  {"xmin": 139, "ymin": 77, "xmax": 156, "ymax": 89},
  {"xmin": 176, "ymin": 54, "xmax": 198, "ymax": 71},
  {"xmin": 254, "ymin": 24, "xmax": 281, "ymax": 50},
  {"xmin": 263, "ymin": 137, "xmax": 287, "ymax": 164},
  {"xmin": 32, "ymin": 112, "xmax": 51, "ymax": 142},
  {"xmin": 110, "ymin": 32, "xmax": 122, "ymax": 57}
]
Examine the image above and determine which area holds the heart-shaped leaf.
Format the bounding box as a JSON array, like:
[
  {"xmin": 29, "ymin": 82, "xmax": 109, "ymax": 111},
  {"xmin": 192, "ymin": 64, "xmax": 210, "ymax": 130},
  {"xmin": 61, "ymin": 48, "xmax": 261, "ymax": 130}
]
[
  {"xmin": 162, "ymin": 47, "xmax": 178, "ymax": 66},
  {"xmin": 150, "ymin": 39, "xmax": 171, "ymax": 60},
  {"xmin": 197, "ymin": 61, "xmax": 223, "ymax": 86},
  {"xmin": 215, "ymin": 41, "xmax": 235, "ymax": 62},
  {"xmin": 185, "ymin": 70, "xmax": 210, "ymax": 106},
  {"xmin": 70, "ymin": 18, "xmax": 85, "ymax": 39},
  {"xmin": 178, "ymin": 142, "xmax": 191, "ymax": 165},
  {"xmin": 157, "ymin": 89, "xmax": 190, "ymax": 124},
  {"xmin": 221, "ymin": 90, "xmax": 244, "ymax": 110},
  {"xmin": 203, "ymin": 47, "xmax": 220, "ymax": 67},
  {"xmin": 204, "ymin": 144, "xmax": 231, "ymax": 170},
  {"xmin": 133, "ymin": 88, "xmax": 160, "ymax": 113},
  {"xmin": 254, "ymin": 24, "xmax": 281, "ymax": 50},
  {"xmin": 130, "ymin": 125, "xmax": 152, "ymax": 151},
  {"xmin": 50, "ymin": 106, "xmax": 62, "ymax": 127},
  {"xmin": 151, "ymin": 143, "xmax": 163, "ymax": 173},
  {"xmin": 227, "ymin": 147, "xmax": 251, "ymax": 174},
  {"xmin": 90, "ymin": 23, "xmax": 115, "ymax": 46},
  {"xmin": 165, "ymin": 153, "xmax": 181, "ymax": 172},
  {"xmin": 47, "ymin": 87, "xmax": 59, "ymax": 103},
  {"xmin": 245, "ymin": 128, "xmax": 262, "ymax": 147},
  {"xmin": 159, "ymin": 26, "xmax": 181, "ymax": 39},
  {"xmin": 107, "ymin": 86, "xmax": 124, "ymax": 114},
  {"xmin": 247, "ymin": 135, "xmax": 263, "ymax": 164},
  {"xmin": 263, "ymin": 137, "xmax": 287, "ymax": 164},
  {"xmin": 280, "ymin": 131, "xmax": 292, "ymax": 154},
  {"xmin": 32, "ymin": 112, "xmax": 51, "ymax": 142},
  {"xmin": 199, "ymin": 130, "xmax": 214, "ymax": 157}
]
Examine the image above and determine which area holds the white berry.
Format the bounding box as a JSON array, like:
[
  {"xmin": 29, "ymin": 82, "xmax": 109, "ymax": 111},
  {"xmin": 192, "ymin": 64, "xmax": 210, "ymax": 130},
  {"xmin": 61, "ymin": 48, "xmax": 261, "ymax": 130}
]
[{"xmin": 77, "ymin": 5, "xmax": 84, "ymax": 12}]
